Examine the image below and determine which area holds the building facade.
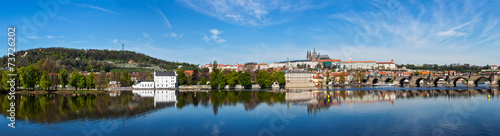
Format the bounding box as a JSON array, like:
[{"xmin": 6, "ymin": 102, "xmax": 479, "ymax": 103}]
[
  {"xmin": 154, "ymin": 71, "xmax": 177, "ymax": 88},
  {"xmin": 376, "ymin": 59, "xmax": 397, "ymax": 70},
  {"xmin": 284, "ymin": 70, "xmax": 315, "ymax": 88}
]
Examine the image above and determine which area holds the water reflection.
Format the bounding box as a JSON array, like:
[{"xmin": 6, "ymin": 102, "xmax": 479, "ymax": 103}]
[
  {"xmin": 0, "ymin": 89, "xmax": 497, "ymax": 124},
  {"xmin": 132, "ymin": 90, "xmax": 177, "ymax": 108}
]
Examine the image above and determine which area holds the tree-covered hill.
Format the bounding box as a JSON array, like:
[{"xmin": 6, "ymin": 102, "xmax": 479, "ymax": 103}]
[{"xmin": 0, "ymin": 47, "xmax": 198, "ymax": 72}]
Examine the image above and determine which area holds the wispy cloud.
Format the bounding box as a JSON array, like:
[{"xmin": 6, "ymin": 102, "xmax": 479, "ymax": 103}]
[
  {"xmin": 148, "ymin": 5, "xmax": 172, "ymax": 29},
  {"xmin": 203, "ymin": 29, "xmax": 226, "ymax": 43},
  {"xmin": 325, "ymin": 0, "xmax": 500, "ymax": 65},
  {"xmin": 72, "ymin": 3, "xmax": 117, "ymax": 14},
  {"xmin": 164, "ymin": 32, "xmax": 183, "ymax": 39},
  {"xmin": 177, "ymin": 0, "xmax": 319, "ymax": 26},
  {"xmin": 27, "ymin": 36, "xmax": 40, "ymax": 39}
]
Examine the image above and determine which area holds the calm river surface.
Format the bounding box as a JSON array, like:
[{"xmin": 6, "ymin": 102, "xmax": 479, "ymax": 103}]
[{"xmin": 1, "ymin": 88, "xmax": 500, "ymax": 136}]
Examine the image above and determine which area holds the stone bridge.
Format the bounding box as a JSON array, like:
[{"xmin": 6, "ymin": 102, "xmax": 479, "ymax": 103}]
[{"xmin": 363, "ymin": 74, "xmax": 500, "ymax": 87}]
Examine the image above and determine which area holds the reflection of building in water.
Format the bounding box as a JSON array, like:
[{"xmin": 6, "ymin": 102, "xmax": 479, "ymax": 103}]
[
  {"xmin": 286, "ymin": 91, "xmax": 397, "ymax": 114},
  {"xmin": 132, "ymin": 90, "xmax": 177, "ymax": 108}
]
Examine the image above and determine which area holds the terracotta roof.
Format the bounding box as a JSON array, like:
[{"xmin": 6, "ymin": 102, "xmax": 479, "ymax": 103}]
[
  {"xmin": 342, "ymin": 61, "xmax": 376, "ymax": 63},
  {"xmin": 316, "ymin": 59, "xmax": 341, "ymax": 62},
  {"xmin": 376, "ymin": 62, "xmax": 394, "ymax": 64},
  {"xmin": 184, "ymin": 70, "xmax": 193, "ymax": 76},
  {"xmin": 258, "ymin": 63, "xmax": 268, "ymax": 65}
]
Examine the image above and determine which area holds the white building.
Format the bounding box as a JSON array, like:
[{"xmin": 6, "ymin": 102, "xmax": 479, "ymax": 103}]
[
  {"xmin": 284, "ymin": 70, "xmax": 315, "ymax": 88},
  {"xmin": 154, "ymin": 71, "xmax": 177, "ymax": 88},
  {"xmin": 376, "ymin": 59, "xmax": 397, "ymax": 70},
  {"xmin": 132, "ymin": 81, "xmax": 154, "ymax": 88},
  {"xmin": 132, "ymin": 71, "xmax": 177, "ymax": 89},
  {"xmin": 342, "ymin": 60, "xmax": 377, "ymax": 70}
]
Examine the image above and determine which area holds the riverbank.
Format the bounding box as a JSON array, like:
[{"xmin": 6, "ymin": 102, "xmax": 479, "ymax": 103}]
[{"xmin": 13, "ymin": 90, "xmax": 108, "ymax": 94}]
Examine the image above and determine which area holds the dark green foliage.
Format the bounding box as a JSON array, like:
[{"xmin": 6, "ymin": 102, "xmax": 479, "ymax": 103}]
[
  {"xmin": 59, "ymin": 69, "xmax": 68, "ymax": 89},
  {"xmin": 257, "ymin": 71, "xmax": 273, "ymax": 88},
  {"xmin": 199, "ymin": 77, "xmax": 207, "ymax": 85},
  {"xmin": 240, "ymin": 72, "xmax": 252, "ymax": 87},
  {"xmin": 20, "ymin": 65, "xmax": 40, "ymax": 90},
  {"xmin": 0, "ymin": 47, "xmax": 198, "ymax": 72}
]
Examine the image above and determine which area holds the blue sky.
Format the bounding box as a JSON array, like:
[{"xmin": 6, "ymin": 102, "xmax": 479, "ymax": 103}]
[{"xmin": 1, "ymin": 0, "xmax": 499, "ymax": 66}]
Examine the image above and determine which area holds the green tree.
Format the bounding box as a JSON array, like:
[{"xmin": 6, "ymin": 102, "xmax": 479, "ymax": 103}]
[
  {"xmin": 257, "ymin": 71, "xmax": 273, "ymax": 88},
  {"xmin": 94, "ymin": 73, "xmax": 107, "ymax": 90},
  {"xmin": 356, "ymin": 70, "xmax": 365, "ymax": 83},
  {"xmin": 190, "ymin": 69, "xmax": 199, "ymax": 85},
  {"xmin": 339, "ymin": 73, "xmax": 346, "ymax": 84},
  {"xmin": 20, "ymin": 65, "xmax": 40, "ymax": 90},
  {"xmin": 1, "ymin": 70, "xmax": 14, "ymax": 91},
  {"xmin": 326, "ymin": 71, "xmax": 331, "ymax": 84},
  {"xmin": 271, "ymin": 71, "xmax": 286, "ymax": 84},
  {"xmin": 59, "ymin": 69, "xmax": 68, "ymax": 89},
  {"xmin": 199, "ymin": 77, "xmax": 207, "ymax": 85},
  {"xmin": 217, "ymin": 71, "xmax": 226, "ymax": 89},
  {"xmin": 77, "ymin": 74, "xmax": 87, "ymax": 89},
  {"xmin": 226, "ymin": 71, "xmax": 240, "ymax": 87},
  {"xmin": 69, "ymin": 71, "xmax": 79, "ymax": 90},
  {"xmin": 240, "ymin": 72, "xmax": 252, "ymax": 88},
  {"xmin": 120, "ymin": 71, "xmax": 132, "ymax": 86},
  {"xmin": 209, "ymin": 71, "xmax": 219, "ymax": 89},
  {"xmin": 39, "ymin": 72, "xmax": 51, "ymax": 90},
  {"xmin": 87, "ymin": 72, "xmax": 95, "ymax": 89},
  {"xmin": 176, "ymin": 68, "xmax": 187, "ymax": 85}
]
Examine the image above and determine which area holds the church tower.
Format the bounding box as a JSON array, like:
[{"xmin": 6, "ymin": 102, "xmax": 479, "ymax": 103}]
[{"xmin": 312, "ymin": 47, "xmax": 317, "ymax": 61}]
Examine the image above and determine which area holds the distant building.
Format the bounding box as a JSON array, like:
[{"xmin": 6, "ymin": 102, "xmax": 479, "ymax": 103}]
[
  {"xmin": 284, "ymin": 70, "xmax": 314, "ymax": 88},
  {"xmin": 132, "ymin": 71, "xmax": 177, "ymax": 89},
  {"xmin": 306, "ymin": 48, "xmax": 330, "ymax": 61},
  {"xmin": 342, "ymin": 57, "xmax": 377, "ymax": 70},
  {"xmin": 376, "ymin": 59, "xmax": 397, "ymax": 70},
  {"xmin": 132, "ymin": 81, "xmax": 154, "ymax": 88},
  {"xmin": 108, "ymin": 81, "xmax": 121, "ymax": 88},
  {"xmin": 257, "ymin": 63, "xmax": 269, "ymax": 70},
  {"xmin": 154, "ymin": 71, "xmax": 177, "ymax": 88},
  {"xmin": 128, "ymin": 60, "xmax": 134, "ymax": 63},
  {"xmin": 492, "ymin": 65, "xmax": 498, "ymax": 70}
]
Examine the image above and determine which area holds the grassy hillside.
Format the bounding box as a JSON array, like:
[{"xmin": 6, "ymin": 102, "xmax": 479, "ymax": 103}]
[{"xmin": 0, "ymin": 47, "xmax": 198, "ymax": 72}]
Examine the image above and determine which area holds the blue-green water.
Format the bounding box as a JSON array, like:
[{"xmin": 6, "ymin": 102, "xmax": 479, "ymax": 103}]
[{"xmin": 1, "ymin": 88, "xmax": 499, "ymax": 136}]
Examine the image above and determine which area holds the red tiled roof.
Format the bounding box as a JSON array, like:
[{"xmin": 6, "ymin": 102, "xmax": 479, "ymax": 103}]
[
  {"xmin": 342, "ymin": 61, "xmax": 376, "ymax": 63},
  {"xmin": 184, "ymin": 70, "xmax": 193, "ymax": 76},
  {"xmin": 376, "ymin": 62, "xmax": 394, "ymax": 64},
  {"xmin": 258, "ymin": 63, "xmax": 268, "ymax": 65},
  {"xmin": 316, "ymin": 59, "xmax": 341, "ymax": 62}
]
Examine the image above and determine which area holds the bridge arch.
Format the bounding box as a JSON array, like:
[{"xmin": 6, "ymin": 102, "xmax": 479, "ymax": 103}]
[
  {"xmin": 385, "ymin": 78, "xmax": 394, "ymax": 84},
  {"xmin": 473, "ymin": 77, "xmax": 491, "ymax": 87},
  {"xmin": 415, "ymin": 78, "xmax": 427, "ymax": 87},
  {"xmin": 433, "ymin": 77, "xmax": 446, "ymax": 87},
  {"xmin": 399, "ymin": 78, "xmax": 410, "ymax": 86},
  {"xmin": 452, "ymin": 77, "xmax": 468, "ymax": 87},
  {"xmin": 372, "ymin": 78, "xmax": 379, "ymax": 84}
]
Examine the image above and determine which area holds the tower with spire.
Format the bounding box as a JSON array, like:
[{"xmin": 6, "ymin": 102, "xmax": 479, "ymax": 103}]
[{"xmin": 312, "ymin": 47, "xmax": 317, "ymax": 61}]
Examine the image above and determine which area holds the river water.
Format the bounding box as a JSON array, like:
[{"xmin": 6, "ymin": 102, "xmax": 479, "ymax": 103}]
[{"xmin": 1, "ymin": 88, "xmax": 499, "ymax": 136}]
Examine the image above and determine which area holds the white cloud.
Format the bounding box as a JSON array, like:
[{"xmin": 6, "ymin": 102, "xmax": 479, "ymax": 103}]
[
  {"xmin": 72, "ymin": 4, "xmax": 117, "ymax": 14},
  {"xmin": 111, "ymin": 39, "xmax": 118, "ymax": 44},
  {"xmin": 46, "ymin": 35, "xmax": 53, "ymax": 39},
  {"xmin": 177, "ymin": 0, "xmax": 318, "ymax": 26},
  {"xmin": 436, "ymin": 30, "xmax": 466, "ymax": 37},
  {"xmin": 323, "ymin": 0, "xmax": 500, "ymax": 65},
  {"xmin": 164, "ymin": 32, "xmax": 183, "ymax": 39},
  {"xmin": 204, "ymin": 29, "xmax": 226, "ymax": 43}
]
